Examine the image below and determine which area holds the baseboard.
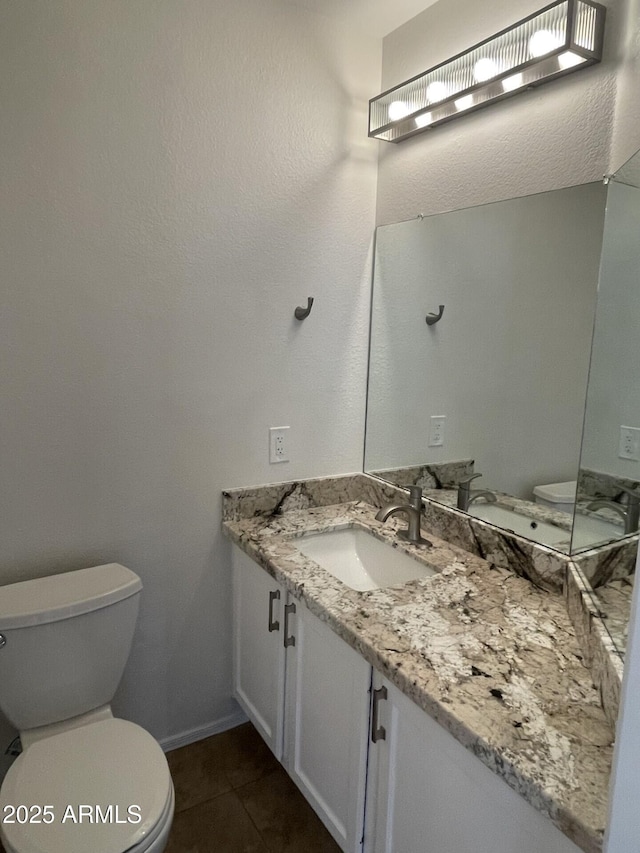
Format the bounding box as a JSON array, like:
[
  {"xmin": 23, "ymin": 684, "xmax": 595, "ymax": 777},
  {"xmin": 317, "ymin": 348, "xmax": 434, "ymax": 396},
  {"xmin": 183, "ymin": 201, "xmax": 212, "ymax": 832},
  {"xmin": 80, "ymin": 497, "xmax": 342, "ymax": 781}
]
[{"xmin": 159, "ymin": 707, "xmax": 248, "ymax": 753}]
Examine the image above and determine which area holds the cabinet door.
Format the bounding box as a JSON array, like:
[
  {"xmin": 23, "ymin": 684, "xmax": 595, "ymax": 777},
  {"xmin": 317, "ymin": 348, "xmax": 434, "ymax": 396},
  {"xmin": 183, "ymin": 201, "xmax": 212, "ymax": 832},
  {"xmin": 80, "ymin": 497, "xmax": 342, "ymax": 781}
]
[
  {"xmin": 284, "ymin": 599, "xmax": 371, "ymax": 853},
  {"xmin": 232, "ymin": 546, "xmax": 286, "ymax": 760},
  {"xmin": 365, "ymin": 674, "xmax": 583, "ymax": 853}
]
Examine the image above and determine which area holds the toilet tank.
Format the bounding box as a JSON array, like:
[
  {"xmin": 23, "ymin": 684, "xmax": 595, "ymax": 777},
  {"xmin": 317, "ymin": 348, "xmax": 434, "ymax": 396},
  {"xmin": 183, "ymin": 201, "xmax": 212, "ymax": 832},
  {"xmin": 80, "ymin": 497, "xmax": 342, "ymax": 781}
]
[
  {"xmin": 532, "ymin": 480, "xmax": 577, "ymax": 515},
  {"xmin": 0, "ymin": 564, "xmax": 142, "ymax": 731}
]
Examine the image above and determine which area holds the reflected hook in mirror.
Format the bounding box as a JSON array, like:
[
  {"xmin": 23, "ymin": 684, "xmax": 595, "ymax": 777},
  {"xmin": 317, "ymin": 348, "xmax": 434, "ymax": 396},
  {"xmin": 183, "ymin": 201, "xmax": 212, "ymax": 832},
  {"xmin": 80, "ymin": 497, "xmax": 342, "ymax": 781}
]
[
  {"xmin": 426, "ymin": 305, "xmax": 445, "ymax": 326},
  {"xmin": 294, "ymin": 297, "xmax": 314, "ymax": 320}
]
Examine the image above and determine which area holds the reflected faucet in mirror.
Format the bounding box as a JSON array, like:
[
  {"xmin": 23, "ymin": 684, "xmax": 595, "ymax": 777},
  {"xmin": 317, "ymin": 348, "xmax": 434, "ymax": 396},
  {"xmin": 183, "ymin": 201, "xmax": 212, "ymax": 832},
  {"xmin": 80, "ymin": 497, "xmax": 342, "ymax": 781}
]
[
  {"xmin": 586, "ymin": 485, "xmax": 640, "ymax": 536},
  {"xmin": 456, "ymin": 473, "xmax": 497, "ymax": 511},
  {"xmin": 376, "ymin": 485, "xmax": 433, "ymax": 547}
]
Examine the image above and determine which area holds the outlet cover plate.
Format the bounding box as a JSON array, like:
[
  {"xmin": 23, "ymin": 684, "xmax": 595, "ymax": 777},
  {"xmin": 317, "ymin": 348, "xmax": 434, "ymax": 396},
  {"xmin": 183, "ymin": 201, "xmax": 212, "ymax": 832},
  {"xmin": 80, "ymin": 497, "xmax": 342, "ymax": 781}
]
[
  {"xmin": 269, "ymin": 426, "xmax": 290, "ymax": 464},
  {"xmin": 429, "ymin": 415, "xmax": 446, "ymax": 447},
  {"xmin": 619, "ymin": 426, "xmax": 640, "ymax": 461}
]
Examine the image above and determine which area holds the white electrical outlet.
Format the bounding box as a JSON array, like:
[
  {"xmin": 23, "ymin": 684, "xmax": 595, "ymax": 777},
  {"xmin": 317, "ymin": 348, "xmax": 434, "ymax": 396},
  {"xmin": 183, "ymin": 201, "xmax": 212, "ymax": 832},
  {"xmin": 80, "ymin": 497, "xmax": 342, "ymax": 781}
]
[
  {"xmin": 619, "ymin": 426, "xmax": 640, "ymax": 461},
  {"xmin": 269, "ymin": 426, "xmax": 290, "ymax": 463},
  {"xmin": 429, "ymin": 415, "xmax": 446, "ymax": 447}
]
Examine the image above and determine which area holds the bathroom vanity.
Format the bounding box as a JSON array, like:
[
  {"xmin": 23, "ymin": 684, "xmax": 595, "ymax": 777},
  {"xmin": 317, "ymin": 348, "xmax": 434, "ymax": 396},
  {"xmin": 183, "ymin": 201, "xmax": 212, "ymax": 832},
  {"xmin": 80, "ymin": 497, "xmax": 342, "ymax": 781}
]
[{"xmin": 223, "ymin": 474, "xmax": 614, "ymax": 853}]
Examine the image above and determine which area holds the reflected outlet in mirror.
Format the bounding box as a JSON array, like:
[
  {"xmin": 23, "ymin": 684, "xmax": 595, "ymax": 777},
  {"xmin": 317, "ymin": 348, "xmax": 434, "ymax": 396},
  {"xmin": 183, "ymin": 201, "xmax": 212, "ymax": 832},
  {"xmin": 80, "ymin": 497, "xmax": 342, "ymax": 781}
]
[{"xmin": 294, "ymin": 527, "xmax": 435, "ymax": 591}]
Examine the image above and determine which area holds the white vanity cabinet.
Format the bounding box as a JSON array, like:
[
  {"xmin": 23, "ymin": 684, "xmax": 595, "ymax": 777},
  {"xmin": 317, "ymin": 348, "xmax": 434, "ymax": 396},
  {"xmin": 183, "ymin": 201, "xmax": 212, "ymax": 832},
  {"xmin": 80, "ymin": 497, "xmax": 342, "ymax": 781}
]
[
  {"xmin": 233, "ymin": 546, "xmax": 583, "ymax": 853},
  {"xmin": 364, "ymin": 673, "xmax": 583, "ymax": 853},
  {"xmin": 232, "ymin": 546, "xmax": 371, "ymax": 853}
]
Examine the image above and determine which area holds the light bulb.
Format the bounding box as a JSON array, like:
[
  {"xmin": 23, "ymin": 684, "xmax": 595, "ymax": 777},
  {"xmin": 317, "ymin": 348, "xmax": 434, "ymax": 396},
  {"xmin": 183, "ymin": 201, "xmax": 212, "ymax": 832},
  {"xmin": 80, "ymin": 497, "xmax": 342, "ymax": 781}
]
[
  {"xmin": 455, "ymin": 95, "xmax": 474, "ymax": 111},
  {"xmin": 474, "ymin": 58, "xmax": 499, "ymax": 82},
  {"xmin": 388, "ymin": 100, "xmax": 410, "ymax": 122},
  {"xmin": 427, "ymin": 81, "xmax": 448, "ymax": 103},
  {"xmin": 558, "ymin": 51, "xmax": 584, "ymax": 69},
  {"xmin": 502, "ymin": 73, "xmax": 524, "ymax": 92},
  {"xmin": 529, "ymin": 29, "xmax": 562, "ymax": 58},
  {"xmin": 415, "ymin": 112, "xmax": 433, "ymax": 128}
]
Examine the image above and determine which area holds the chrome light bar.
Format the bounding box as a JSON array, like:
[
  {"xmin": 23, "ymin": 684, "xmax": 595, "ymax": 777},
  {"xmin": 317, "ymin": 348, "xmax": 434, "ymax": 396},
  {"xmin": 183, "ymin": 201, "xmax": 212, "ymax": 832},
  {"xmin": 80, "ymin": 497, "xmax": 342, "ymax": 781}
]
[{"xmin": 369, "ymin": 0, "xmax": 605, "ymax": 142}]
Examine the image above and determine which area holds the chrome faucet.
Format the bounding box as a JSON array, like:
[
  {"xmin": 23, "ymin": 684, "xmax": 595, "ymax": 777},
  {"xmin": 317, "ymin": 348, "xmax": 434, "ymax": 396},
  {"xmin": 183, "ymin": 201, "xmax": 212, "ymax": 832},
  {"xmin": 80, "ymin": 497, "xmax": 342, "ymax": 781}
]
[
  {"xmin": 375, "ymin": 485, "xmax": 432, "ymax": 547},
  {"xmin": 586, "ymin": 485, "xmax": 640, "ymax": 535},
  {"xmin": 457, "ymin": 473, "xmax": 497, "ymax": 512}
]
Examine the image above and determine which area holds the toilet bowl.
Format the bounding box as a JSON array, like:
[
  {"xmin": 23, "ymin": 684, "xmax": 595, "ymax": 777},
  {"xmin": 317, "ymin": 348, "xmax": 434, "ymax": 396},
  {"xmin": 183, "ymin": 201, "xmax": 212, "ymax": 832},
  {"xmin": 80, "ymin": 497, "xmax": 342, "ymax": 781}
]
[
  {"xmin": 0, "ymin": 718, "xmax": 174, "ymax": 853},
  {"xmin": 0, "ymin": 564, "xmax": 174, "ymax": 853}
]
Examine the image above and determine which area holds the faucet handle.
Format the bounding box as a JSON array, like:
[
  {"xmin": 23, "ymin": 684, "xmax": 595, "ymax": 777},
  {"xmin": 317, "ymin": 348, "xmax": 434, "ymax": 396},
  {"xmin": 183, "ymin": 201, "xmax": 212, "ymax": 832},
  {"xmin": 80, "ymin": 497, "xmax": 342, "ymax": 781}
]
[
  {"xmin": 408, "ymin": 485, "xmax": 423, "ymax": 508},
  {"xmin": 618, "ymin": 484, "xmax": 640, "ymax": 504},
  {"xmin": 459, "ymin": 473, "xmax": 483, "ymax": 487}
]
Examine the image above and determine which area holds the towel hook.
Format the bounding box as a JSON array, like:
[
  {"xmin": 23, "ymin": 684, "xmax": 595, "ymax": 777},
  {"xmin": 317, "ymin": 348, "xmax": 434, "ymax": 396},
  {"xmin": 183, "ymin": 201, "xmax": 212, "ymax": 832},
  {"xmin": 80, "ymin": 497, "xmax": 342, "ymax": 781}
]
[
  {"xmin": 426, "ymin": 305, "xmax": 445, "ymax": 326},
  {"xmin": 294, "ymin": 297, "xmax": 314, "ymax": 321}
]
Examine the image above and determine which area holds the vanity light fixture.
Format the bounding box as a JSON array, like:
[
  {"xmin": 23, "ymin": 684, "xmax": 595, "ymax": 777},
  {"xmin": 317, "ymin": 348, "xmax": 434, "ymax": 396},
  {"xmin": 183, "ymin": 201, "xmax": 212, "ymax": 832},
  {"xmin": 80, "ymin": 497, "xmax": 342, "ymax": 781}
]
[{"xmin": 369, "ymin": 0, "xmax": 605, "ymax": 142}]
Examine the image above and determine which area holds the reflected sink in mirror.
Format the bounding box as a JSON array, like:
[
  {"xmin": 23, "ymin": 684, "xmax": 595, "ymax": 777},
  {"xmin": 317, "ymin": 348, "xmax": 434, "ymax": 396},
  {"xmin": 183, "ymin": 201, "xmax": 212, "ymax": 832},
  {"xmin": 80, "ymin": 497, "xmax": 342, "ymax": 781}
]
[
  {"xmin": 467, "ymin": 504, "xmax": 571, "ymax": 548},
  {"xmin": 294, "ymin": 527, "xmax": 435, "ymax": 591},
  {"xmin": 571, "ymin": 513, "xmax": 625, "ymax": 552},
  {"xmin": 468, "ymin": 503, "xmax": 625, "ymax": 551}
]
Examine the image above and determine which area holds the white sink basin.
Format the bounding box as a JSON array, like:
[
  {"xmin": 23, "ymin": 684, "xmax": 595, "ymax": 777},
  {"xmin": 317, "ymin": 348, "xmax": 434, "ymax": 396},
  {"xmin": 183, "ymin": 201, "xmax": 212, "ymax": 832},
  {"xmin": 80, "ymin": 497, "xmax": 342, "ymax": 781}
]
[
  {"xmin": 468, "ymin": 504, "xmax": 570, "ymax": 548},
  {"xmin": 294, "ymin": 527, "xmax": 435, "ymax": 591}
]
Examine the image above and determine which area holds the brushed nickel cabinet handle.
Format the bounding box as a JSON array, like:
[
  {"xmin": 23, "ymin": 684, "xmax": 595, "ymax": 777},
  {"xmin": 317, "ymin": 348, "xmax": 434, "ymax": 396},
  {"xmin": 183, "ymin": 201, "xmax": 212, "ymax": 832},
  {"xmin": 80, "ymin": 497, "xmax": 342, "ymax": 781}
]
[
  {"xmin": 268, "ymin": 590, "xmax": 281, "ymax": 632},
  {"xmin": 284, "ymin": 602, "xmax": 296, "ymax": 647},
  {"xmin": 371, "ymin": 686, "xmax": 388, "ymax": 743}
]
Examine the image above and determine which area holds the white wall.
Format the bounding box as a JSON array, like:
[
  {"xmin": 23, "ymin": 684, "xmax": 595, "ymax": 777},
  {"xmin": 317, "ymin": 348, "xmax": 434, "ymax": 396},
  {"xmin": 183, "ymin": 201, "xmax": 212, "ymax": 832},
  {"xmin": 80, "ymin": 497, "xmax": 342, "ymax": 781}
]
[
  {"xmin": 0, "ymin": 0, "xmax": 380, "ymax": 746},
  {"xmin": 580, "ymin": 180, "xmax": 640, "ymax": 482},
  {"xmin": 366, "ymin": 183, "xmax": 605, "ymax": 498},
  {"xmin": 376, "ymin": 0, "xmax": 622, "ymax": 226}
]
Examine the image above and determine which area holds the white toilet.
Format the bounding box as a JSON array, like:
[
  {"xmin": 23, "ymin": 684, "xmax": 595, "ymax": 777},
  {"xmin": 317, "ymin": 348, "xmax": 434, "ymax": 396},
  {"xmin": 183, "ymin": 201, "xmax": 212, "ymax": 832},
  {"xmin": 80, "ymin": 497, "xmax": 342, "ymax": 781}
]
[{"xmin": 0, "ymin": 563, "xmax": 174, "ymax": 853}]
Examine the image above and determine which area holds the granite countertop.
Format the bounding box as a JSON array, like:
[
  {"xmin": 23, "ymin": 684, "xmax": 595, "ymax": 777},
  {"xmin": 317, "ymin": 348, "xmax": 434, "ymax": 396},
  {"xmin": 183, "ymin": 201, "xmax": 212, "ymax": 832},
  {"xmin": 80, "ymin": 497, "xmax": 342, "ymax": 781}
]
[
  {"xmin": 594, "ymin": 575, "xmax": 634, "ymax": 657},
  {"xmin": 223, "ymin": 499, "xmax": 614, "ymax": 853}
]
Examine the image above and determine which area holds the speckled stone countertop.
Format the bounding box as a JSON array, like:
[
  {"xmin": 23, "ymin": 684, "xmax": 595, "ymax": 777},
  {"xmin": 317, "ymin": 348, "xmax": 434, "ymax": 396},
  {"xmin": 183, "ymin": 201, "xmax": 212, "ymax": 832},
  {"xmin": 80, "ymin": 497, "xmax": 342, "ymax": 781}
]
[
  {"xmin": 223, "ymin": 493, "xmax": 614, "ymax": 853},
  {"xmin": 591, "ymin": 576, "xmax": 634, "ymax": 658}
]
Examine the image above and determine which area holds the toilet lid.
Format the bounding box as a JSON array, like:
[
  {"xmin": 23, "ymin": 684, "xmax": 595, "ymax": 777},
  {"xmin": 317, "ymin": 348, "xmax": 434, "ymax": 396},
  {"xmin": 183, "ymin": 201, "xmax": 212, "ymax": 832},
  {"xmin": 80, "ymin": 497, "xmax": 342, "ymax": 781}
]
[{"xmin": 0, "ymin": 718, "xmax": 171, "ymax": 853}]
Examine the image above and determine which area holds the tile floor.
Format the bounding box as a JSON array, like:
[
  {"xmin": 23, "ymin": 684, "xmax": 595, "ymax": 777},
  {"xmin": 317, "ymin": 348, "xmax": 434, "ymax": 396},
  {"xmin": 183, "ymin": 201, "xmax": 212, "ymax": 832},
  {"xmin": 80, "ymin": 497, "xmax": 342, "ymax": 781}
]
[
  {"xmin": 165, "ymin": 722, "xmax": 341, "ymax": 853},
  {"xmin": 0, "ymin": 722, "xmax": 340, "ymax": 853}
]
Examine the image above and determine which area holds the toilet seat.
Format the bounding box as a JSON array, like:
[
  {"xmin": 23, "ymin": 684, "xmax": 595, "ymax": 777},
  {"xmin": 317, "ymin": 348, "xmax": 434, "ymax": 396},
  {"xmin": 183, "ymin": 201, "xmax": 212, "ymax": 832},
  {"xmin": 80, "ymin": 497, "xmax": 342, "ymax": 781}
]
[{"xmin": 0, "ymin": 718, "xmax": 173, "ymax": 853}]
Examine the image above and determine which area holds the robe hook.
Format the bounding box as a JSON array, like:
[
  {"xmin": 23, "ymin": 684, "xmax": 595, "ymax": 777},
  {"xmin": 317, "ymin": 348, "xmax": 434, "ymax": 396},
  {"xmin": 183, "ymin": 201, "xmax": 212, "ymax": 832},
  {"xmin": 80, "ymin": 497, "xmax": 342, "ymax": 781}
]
[
  {"xmin": 426, "ymin": 305, "xmax": 445, "ymax": 326},
  {"xmin": 294, "ymin": 297, "xmax": 314, "ymax": 320}
]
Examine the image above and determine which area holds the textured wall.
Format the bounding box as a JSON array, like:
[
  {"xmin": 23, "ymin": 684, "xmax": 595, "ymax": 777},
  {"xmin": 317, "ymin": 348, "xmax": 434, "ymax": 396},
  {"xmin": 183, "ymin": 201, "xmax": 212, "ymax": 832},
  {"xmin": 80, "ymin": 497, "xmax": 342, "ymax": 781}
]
[
  {"xmin": 0, "ymin": 0, "xmax": 380, "ymax": 745},
  {"xmin": 608, "ymin": 0, "xmax": 640, "ymax": 172},
  {"xmin": 376, "ymin": 0, "xmax": 622, "ymax": 225}
]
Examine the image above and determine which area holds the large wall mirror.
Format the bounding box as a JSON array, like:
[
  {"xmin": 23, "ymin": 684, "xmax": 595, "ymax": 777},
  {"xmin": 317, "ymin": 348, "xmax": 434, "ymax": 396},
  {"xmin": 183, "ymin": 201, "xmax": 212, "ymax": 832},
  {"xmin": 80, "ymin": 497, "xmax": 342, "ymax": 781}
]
[{"xmin": 365, "ymin": 145, "xmax": 640, "ymax": 658}]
